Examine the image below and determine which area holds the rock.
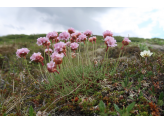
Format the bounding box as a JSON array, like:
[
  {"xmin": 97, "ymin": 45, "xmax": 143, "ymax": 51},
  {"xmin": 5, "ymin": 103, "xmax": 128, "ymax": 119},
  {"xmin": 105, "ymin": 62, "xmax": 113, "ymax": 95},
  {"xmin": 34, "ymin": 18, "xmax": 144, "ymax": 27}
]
[
  {"xmin": 95, "ymin": 48, "xmax": 106, "ymax": 56},
  {"xmin": 140, "ymin": 43, "xmax": 164, "ymax": 52}
]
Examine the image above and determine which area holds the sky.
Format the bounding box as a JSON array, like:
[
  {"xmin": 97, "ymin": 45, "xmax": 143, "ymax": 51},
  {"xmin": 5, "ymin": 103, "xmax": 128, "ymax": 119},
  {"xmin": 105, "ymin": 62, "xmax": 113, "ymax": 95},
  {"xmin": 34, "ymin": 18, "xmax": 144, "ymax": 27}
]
[{"xmin": 0, "ymin": 0, "xmax": 164, "ymax": 39}]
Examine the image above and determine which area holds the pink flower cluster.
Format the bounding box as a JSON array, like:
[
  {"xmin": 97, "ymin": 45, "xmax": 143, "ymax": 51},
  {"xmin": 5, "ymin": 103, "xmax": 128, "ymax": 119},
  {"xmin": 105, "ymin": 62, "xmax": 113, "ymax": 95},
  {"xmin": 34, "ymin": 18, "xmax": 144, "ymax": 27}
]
[
  {"xmin": 51, "ymin": 52, "xmax": 64, "ymax": 62},
  {"xmin": 45, "ymin": 48, "xmax": 53, "ymax": 55},
  {"xmin": 30, "ymin": 52, "xmax": 44, "ymax": 66},
  {"xmin": 54, "ymin": 42, "xmax": 66, "ymax": 56},
  {"xmin": 121, "ymin": 37, "xmax": 131, "ymax": 49},
  {"xmin": 105, "ymin": 36, "xmax": 117, "ymax": 47},
  {"xmin": 50, "ymin": 51, "xmax": 64, "ymax": 69},
  {"xmin": 123, "ymin": 37, "xmax": 131, "ymax": 44},
  {"xmin": 103, "ymin": 30, "xmax": 113, "ymax": 38},
  {"xmin": 37, "ymin": 37, "xmax": 51, "ymax": 48},
  {"xmin": 47, "ymin": 61, "xmax": 59, "ymax": 74},
  {"xmin": 75, "ymin": 32, "xmax": 81, "ymax": 37},
  {"xmin": 70, "ymin": 33, "xmax": 77, "ymax": 43},
  {"xmin": 104, "ymin": 36, "xmax": 117, "ymax": 51},
  {"xmin": 59, "ymin": 32, "xmax": 70, "ymax": 42},
  {"xmin": 78, "ymin": 33, "xmax": 87, "ymax": 43},
  {"xmin": 88, "ymin": 36, "xmax": 97, "ymax": 44},
  {"xmin": 68, "ymin": 28, "xmax": 75, "ymax": 34},
  {"xmin": 93, "ymin": 36, "xmax": 97, "ymax": 43},
  {"xmin": 103, "ymin": 30, "xmax": 117, "ymax": 51},
  {"xmin": 16, "ymin": 48, "xmax": 30, "ymax": 58},
  {"xmin": 70, "ymin": 42, "xmax": 79, "ymax": 52},
  {"xmin": 46, "ymin": 31, "xmax": 58, "ymax": 40},
  {"xmin": 66, "ymin": 41, "xmax": 71, "ymax": 47},
  {"xmin": 84, "ymin": 30, "xmax": 92, "ymax": 37},
  {"xmin": 16, "ymin": 28, "xmax": 96, "ymax": 74}
]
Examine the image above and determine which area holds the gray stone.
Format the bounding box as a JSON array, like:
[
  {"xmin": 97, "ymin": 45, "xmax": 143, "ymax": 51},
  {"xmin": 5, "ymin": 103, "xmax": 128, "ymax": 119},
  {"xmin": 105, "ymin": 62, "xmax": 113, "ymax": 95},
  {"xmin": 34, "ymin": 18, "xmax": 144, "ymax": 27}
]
[{"xmin": 140, "ymin": 42, "xmax": 164, "ymax": 52}]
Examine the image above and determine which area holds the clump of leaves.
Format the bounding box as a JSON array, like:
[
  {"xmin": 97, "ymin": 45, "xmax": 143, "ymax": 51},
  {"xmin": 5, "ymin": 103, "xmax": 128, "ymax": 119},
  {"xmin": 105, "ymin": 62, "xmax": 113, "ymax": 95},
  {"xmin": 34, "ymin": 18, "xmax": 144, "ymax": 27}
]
[{"xmin": 114, "ymin": 102, "xmax": 136, "ymax": 116}]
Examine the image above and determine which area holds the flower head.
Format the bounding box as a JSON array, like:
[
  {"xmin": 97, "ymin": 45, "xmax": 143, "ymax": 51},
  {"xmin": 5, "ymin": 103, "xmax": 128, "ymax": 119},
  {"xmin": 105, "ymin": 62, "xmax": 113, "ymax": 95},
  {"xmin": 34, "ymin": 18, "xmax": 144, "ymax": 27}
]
[
  {"xmin": 54, "ymin": 42, "xmax": 66, "ymax": 55},
  {"xmin": 71, "ymin": 33, "xmax": 77, "ymax": 40},
  {"xmin": 37, "ymin": 37, "xmax": 51, "ymax": 48},
  {"xmin": 47, "ymin": 61, "xmax": 59, "ymax": 74},
  {"xmin": 16, "ymin": 48, "xmax": 30, "ymax": 58},
  {"xmin": 70, "ymin": 42, "xmax": 79, "ymax": 51},
  {"xmin": 30, "ymin": 52, "xmax": 44, "ymax": 66},
  {"xmin": 84, "ymin": 30, "xmax": 92, "ymax": 37},
  {"xmin": 50, "ymin": 51, "xmax": 64, "ymax": 65},
  {"xmin": 93, "ymin": 36, "xmax": 97, "ymax": 43},
  {"xmin": 45, "ymin": 48, "xmax": 53, "ymax": 55},
  {"xmin": 51, "ymin": 51, "xmax": 64, "ymax": 60},
  {"xmin": 78, "ymin": 33, "xmax": 87, "ymax": 42},
  {"xmin": 140, "ymin": 50, "xmax": 153, "ymax": 58},
  {"xmin": 59, "ymin": 32, "xmax": 70, "ymax": 41},
  {"xmin": 104, "ymin": 36, "xmax": 117, "ymax": 52},
  {"xmin": 75, "ymin": 32, "xmax": 81, "ymax": 38},
  {"xmin": 46, "ymin": 31, "xmax": 58, "ymax": 40},
  {"xmin": 103, "ymin": 30, "xmax": 113, "ymax": 38},
  {"xmin": 76, "ymin": 38, "xmax": 79, "ymax": 42},
  {"xmin": 68, "ymin": 27, "xmax": 75, "ymax": 34},
  {"xmin": 122, "ymin": 37, "xmax": 131, "ymax": 46},
  {"xmin": 104, "ymin": 36, "xmax": 117, "ymax": 47},
  {"xmin": 70, "ymin": 37, "xmax": 76, "ymax": 43},
  {"xmin": 89, "ymin": 37, "xmax": 93, "ymax": 44},
  {"xmin": 55, "ymin": 37, "xmax": 60, "ymax": 43},
  {"xmin": 66, "ymin": 41, "xmax": 71, "ymax": 47}
]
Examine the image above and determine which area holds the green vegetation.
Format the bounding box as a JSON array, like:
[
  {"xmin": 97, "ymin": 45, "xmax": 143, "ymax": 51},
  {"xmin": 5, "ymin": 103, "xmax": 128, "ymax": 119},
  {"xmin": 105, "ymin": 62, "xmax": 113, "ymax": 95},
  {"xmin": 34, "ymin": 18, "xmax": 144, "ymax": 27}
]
[{"xmin": 0, "ymin": 33, "xmax": 164, "ymax": 116}]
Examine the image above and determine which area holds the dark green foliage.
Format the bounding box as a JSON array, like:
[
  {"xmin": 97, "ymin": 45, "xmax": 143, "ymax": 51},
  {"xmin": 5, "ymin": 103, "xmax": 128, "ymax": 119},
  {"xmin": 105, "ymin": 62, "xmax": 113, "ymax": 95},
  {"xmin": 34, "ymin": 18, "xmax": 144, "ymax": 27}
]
[{"xmin": 123, "ymin": 46, "xmax": 141, "ymax": 57}]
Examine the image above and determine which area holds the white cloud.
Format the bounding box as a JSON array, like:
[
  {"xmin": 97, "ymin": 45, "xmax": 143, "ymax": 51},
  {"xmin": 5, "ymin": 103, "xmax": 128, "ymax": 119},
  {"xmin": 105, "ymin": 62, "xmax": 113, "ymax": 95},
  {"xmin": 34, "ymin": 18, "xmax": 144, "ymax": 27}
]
[
  {"xmin": 95, "ymin": 7, "xmax": 164, "ymax": 38},
  {"xmin": 1, "ymin": 7, "xmax": 164, "ymax": 39}
]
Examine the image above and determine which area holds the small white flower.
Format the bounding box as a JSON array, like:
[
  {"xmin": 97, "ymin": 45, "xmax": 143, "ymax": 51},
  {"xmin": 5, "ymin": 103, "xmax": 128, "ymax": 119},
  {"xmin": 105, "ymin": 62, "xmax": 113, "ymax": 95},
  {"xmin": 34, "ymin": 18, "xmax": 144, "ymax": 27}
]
[{"xmin": 140, "ymin": 50, "xmax": 153, "ymax": 58}]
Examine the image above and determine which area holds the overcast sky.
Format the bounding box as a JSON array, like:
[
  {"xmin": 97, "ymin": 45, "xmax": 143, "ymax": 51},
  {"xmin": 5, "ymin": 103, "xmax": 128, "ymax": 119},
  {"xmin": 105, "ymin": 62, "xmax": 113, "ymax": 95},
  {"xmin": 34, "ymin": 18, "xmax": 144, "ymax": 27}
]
[{"xmin": 0, "ymin": 7, "xmax": 164, "ymax": 39}]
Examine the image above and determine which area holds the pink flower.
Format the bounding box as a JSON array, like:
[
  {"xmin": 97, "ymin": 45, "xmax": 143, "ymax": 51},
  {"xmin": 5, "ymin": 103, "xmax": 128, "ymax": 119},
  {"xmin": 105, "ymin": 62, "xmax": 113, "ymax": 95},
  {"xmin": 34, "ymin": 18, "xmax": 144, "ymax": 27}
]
[
  {"xmin": 93, "ymin": 36, "xmax": 97, "ymax": 43},
  {"xmin": 66, "ymin": 41, "xmax": 71, "ymax": 47},
  {"xmin": 30, "ymin": 52, "xmax": 44, "ymax": 66},
  {"xmin": 50, "ymin": 51, "xmax": 64, "ymax": 67},
  {"xmin": 89, "ymin": 37, "xmax": 93, "ymax": 44},
  {"xmin": 55, "ymin": 37, "xmax": 60, "ymax": 43},
  {"xmin": 70, "ymin": 37, "xmax": 76, "ymax": 43},
  {"xmin": 36, "ymin": 37, "xmax": 43, "ymax": 46},
  {"xmin": 121, "ymin": 37, "xmax": 131, "ymax": 49},
  {"xmin": 47, "ymin": 61, "xmax": 59, "ymax": 74},
  {"xmin": 104, "ymin": 36, "xmax": 117, "ymax": 51},
  {"xmin": 84, "ymin": 30, "xmax": 92, "ymax": 37},
  {"xmin": 46, "ymin": 31, "xmax": 58, "ymax": 40},
  {"xmin": 59, "ymin": 32, "xmax": 70, "ymax": 42},
  {"xmin": 75, "ymin": 32, "xmax": 81, "ymax": 38},
  {"xmin": 70, "ymin": 42, "xmax": 79, "ymax": 51},
  {"xmin": 51, "ymin": 51, "xmax": 64, "ymax": 60},
  {"xmin": 78, "ymin": 33, "xmax": 87, "ymax": 43},
  {"xmin": 123, "ymin": 37, "xmax": 131, "ymax": 44},
  {"xmin": 105, "ymin": 36, "xmax": 117, "ymax": 47},
  {"xmin": 37, "ymin": 37, "xmax": 51, "ymax": 48},
  {"xmin": 68, "ymin": 27, "xmax": 75, "ymax": 34},
  {"xmin": 54, "ymin": 42, "xmax": 66, "ymax": 56},
  {"xmin": 71, "ymin": 33, "xmax": 77, "ymax": 40},
  {"xmin": 103, "ymin": 30, "xmax": 113, "ymax": 38},
  {"xmin": 45, "ymin": 48, "xmax": 53, "ymax": 55},
  {"xmin": 76, "ymin": 38, "xmax": 80, "ymax": 42},
  {"xmin": 16, "ymin": 48, "xmax": 30, "ymax": 58}
]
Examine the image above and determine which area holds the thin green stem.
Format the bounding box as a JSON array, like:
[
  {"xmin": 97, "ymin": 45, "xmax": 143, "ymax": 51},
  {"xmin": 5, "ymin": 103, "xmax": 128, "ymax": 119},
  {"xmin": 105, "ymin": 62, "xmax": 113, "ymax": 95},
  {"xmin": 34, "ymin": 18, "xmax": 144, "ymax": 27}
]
[
  {"xmin": 24, "ymin": 58, "xmax": 44, "ymax": 89},
  {"xmin": 38, "ymin": 63, "xmax": 46, "ymax": 81},
  {"xmin": 110, "ymin": 50, "xmax": 122, "ymax": 76}
]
